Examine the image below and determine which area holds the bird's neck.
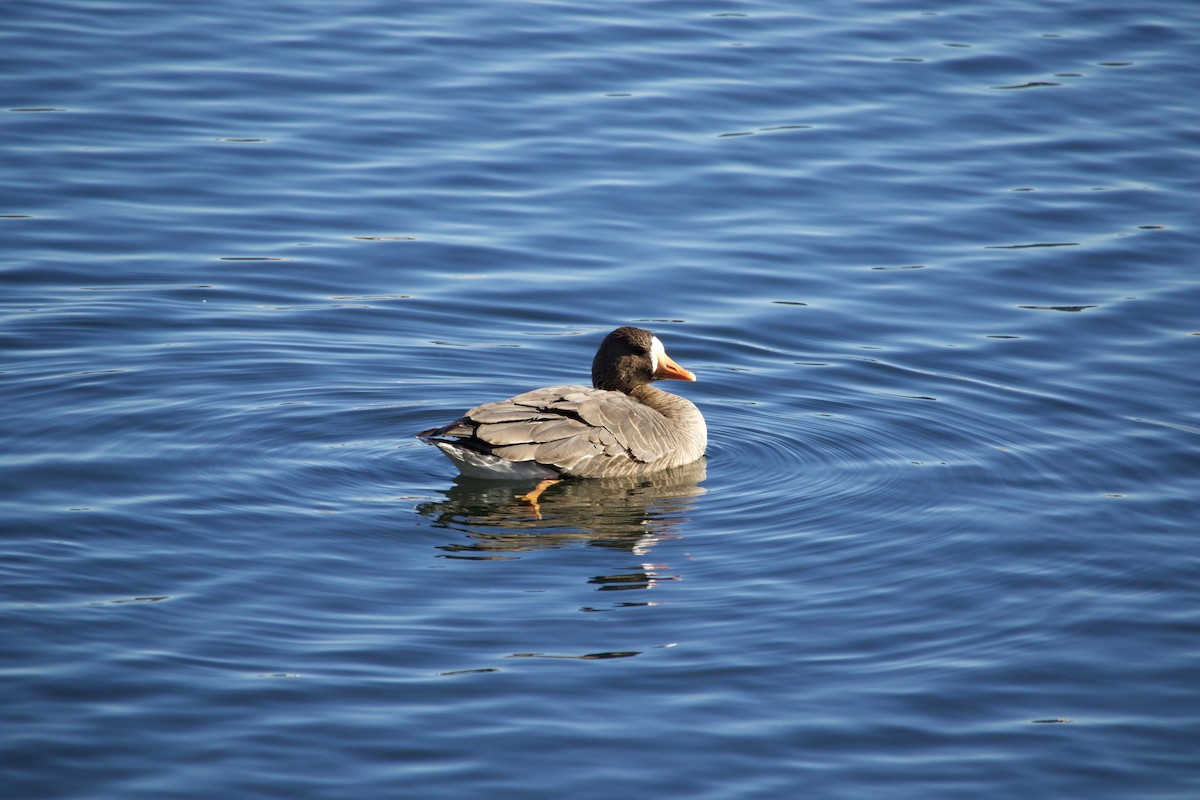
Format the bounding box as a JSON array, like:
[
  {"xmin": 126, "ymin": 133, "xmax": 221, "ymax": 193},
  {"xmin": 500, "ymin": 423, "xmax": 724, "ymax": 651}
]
[{"xmin": 630, "ymin": 383, "xmax": 691, "ymax": 419}]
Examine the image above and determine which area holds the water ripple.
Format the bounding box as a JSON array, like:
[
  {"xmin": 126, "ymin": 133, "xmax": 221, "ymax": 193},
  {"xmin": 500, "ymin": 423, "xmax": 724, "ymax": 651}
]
[{"xmin": 3, "ymin": 0, "xmax": 1197, "ymax": 797}]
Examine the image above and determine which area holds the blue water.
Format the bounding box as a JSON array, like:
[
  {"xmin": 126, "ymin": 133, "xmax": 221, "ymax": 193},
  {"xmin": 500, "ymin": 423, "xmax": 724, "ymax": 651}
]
[{"xmin": 3, "ymin": 1, "xmax": 1198, "ymax": 797}]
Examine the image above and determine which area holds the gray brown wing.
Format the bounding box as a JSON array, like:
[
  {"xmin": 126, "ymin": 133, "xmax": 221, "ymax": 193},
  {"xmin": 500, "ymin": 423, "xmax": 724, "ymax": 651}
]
[
  {"xmin": 461, "ymin": 385, "xmax": 677, "ymax": 475},
  {"xmin": 569, "ymin": 393, "xmax": 675, "ymax": 464}
]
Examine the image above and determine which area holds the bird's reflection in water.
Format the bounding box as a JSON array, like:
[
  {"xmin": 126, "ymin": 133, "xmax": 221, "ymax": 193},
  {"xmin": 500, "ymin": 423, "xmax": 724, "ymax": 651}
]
[
  {"xmin": 417, "ymin": 461, "xmax": 706, "ymax": 664},
  {"xmin": 415, "ymin": 459, "xmax": 706, "ymax": 565}
]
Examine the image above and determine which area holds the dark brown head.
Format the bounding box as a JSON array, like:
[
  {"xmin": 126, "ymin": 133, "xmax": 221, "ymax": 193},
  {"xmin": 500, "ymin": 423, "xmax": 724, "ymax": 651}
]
[{"xmin": 591, "ymin": 326, "xmax": 696, "ymax": 393}]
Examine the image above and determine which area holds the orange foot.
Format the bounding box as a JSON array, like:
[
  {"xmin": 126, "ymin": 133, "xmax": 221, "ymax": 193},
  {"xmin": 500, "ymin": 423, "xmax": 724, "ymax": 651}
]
[{"xmin": 516, "ymin": 478, "xmax": 561, "ymax": 519}]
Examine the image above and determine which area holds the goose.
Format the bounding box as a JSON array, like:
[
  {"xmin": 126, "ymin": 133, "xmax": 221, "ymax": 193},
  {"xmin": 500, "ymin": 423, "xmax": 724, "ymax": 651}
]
[{"xmin": 417, "ymin": 326, "xmax": 707, "ymax": 504}]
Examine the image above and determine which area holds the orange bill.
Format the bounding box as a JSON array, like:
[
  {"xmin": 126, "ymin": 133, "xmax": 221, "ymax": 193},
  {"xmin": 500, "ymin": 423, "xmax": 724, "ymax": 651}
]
[{"xmin": 654, "ymin": 351, "xmax": 697, "ymax": 381}]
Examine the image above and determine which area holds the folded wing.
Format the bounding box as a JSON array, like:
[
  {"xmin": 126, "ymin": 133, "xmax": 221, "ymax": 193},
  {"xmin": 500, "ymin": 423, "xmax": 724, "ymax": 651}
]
[{"xmin": 422, "ymin": 385, "xmax": 679, "ymax": 477}]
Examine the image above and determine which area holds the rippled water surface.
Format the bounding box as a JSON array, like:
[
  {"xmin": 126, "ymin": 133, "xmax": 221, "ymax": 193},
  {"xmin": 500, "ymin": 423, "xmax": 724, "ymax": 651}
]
[{"xmin": 3, "ymin": 1, "xmax": 1198, "ymax": 798}]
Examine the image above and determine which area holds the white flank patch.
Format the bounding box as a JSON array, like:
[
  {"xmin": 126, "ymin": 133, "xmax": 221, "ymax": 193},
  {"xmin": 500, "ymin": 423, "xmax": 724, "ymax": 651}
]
[{"xmin": 434, "ymin": 442, "xmax": 559, "ymax": 479}]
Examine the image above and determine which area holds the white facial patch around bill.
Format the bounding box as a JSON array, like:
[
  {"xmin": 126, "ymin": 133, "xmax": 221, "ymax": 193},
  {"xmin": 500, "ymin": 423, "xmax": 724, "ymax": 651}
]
[{"xmin": 649, "ymin": 336, "xmax": 665, "ymax": 374}]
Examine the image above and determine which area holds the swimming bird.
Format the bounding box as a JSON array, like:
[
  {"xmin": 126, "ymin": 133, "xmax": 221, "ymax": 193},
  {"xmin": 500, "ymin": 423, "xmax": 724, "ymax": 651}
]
[{"xmin": 417, "ymin": 326, "xmax": 706, "ymax": 504}]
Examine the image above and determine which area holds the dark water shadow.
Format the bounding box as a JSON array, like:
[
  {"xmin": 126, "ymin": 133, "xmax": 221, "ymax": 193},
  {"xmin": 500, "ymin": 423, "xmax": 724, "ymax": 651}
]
[{"xmin": 414, "ymin": 459, "xmax": 707, "ymax": 559}]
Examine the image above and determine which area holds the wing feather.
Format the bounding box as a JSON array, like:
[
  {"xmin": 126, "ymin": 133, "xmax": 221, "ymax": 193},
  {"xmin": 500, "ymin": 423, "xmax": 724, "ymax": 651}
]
[{"xmin": 425, "ymin": 384, "xmax": 691, "ymax": 477}]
